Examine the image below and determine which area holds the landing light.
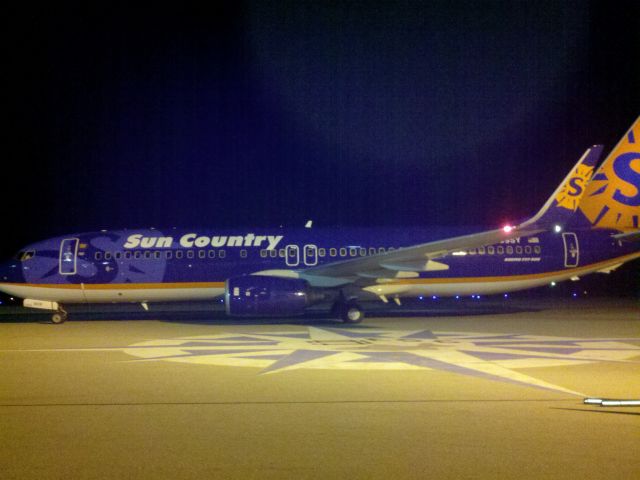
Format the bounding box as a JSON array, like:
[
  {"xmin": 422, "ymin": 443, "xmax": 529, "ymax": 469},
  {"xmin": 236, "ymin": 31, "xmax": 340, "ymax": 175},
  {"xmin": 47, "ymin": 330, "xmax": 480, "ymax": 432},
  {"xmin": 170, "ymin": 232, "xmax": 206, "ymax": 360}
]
[
  {"xmin": 432, "ymin": 296, "xmax": 438, "ymax": 300},
  {"xmin": 503, "ymin": 225, "xmax": 514, "ymax": 233},
  {"xmin": 550, "ymin": 281, "xmax": 556, "ymax": 287},
  {"xmin": 554, "ymin": 224, "xmax": 562, "ymax": 233}
]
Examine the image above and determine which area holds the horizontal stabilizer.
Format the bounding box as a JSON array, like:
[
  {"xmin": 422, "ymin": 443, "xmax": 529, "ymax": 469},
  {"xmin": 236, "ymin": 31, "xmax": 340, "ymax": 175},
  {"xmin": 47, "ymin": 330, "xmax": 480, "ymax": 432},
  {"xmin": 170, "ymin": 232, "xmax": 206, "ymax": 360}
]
[{"xmin": 613, "ymin": 230, "xmax": 640, "ymax": 243}]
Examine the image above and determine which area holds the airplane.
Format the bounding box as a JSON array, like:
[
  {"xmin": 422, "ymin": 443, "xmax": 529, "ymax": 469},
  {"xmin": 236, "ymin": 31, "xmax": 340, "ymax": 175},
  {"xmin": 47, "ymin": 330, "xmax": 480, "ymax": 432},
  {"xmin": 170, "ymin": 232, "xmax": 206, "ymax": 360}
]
[{"xmin": 0, "ymin": 118, "xmax": 638, "ymax": 324}]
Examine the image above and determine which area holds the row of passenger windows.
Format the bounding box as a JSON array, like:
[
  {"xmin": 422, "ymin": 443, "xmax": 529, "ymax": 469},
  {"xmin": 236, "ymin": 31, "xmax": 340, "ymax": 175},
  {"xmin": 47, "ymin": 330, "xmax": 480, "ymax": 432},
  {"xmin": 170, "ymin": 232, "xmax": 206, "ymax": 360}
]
[
  {"xmin": 466, "ymin": 245, "xmax": 541, "ymax": 255},
  {"xmin": 94, "ymin": 244, "xmax": 541, "ymax": 262},
  {"xmin": 94, "ymin": 247, "xmax": 395, "ymax": 262},
  {"xmin": 262, "ymin": 246, "xmax": 392, "ymax": 258},
  {"xmin": 97, "ymin": 250, "xmax": 227, "ymax": 261}
]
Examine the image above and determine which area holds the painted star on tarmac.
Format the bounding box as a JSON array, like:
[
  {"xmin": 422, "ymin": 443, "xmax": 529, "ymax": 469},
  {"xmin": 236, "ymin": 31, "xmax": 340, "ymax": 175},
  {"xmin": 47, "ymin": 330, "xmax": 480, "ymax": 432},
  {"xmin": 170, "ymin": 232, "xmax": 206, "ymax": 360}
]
[{"xmin": 120, "ymin": 328, "xmax": 640, "ymax": 396}]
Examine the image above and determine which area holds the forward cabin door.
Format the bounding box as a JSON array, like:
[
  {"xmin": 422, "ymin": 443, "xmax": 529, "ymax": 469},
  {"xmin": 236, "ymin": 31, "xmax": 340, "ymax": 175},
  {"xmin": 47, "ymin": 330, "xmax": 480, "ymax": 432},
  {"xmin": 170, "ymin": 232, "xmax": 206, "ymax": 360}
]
[{"xmin": 59, "ymin": 238, "xmax": 79, "ymax": 275}]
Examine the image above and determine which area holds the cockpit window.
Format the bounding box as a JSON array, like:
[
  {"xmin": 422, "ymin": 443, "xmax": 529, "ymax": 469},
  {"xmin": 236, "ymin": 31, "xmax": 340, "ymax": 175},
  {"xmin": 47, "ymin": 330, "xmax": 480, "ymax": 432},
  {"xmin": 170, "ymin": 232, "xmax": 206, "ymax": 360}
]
[{"xmin": 16, "ymin": 251, "xmax": 35, "ymax": 261}]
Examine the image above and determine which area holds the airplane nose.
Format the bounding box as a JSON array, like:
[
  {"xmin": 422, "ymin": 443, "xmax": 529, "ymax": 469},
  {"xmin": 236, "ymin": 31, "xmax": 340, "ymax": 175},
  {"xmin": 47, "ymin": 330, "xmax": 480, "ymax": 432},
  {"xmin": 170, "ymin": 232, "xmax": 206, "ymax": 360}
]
[{"xmin": 0, "ymin": 259, "xmax": 22, "ymax": 283}]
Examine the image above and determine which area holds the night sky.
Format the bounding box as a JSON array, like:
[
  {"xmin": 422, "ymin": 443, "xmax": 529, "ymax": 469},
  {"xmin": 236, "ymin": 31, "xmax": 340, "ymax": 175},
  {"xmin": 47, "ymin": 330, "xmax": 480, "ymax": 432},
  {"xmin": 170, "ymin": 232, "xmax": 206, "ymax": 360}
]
[{"xmin": 4, "ymin": 1, "xmax": 639, "ymax": 266}]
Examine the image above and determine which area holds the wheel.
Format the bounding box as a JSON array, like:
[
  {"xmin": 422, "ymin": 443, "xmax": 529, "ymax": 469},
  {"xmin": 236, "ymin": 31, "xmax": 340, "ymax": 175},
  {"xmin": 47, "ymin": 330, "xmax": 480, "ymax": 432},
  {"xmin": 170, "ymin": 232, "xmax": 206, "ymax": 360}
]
[
  {"xmin": 340, "ymin": 301, "xmax": 364, "ymax": 324},
  {"xmin": 51, "ymin": 312, "xmax": 67, "ymax": 324}
]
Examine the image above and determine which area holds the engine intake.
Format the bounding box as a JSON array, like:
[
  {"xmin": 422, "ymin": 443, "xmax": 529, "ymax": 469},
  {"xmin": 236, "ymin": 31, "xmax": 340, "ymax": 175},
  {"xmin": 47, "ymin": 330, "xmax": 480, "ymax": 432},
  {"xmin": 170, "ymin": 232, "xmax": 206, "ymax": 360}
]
[{"xmin": 225, "ymin": 275, "xmax": 315, "ymax": 317}]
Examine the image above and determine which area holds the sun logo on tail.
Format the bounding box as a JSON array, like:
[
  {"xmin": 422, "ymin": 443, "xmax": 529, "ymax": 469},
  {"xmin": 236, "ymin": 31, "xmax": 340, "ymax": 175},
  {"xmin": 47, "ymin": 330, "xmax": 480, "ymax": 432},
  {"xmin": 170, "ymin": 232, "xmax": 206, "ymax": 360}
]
[
  {"xmin": 554, "ymin": 164, "xmax": 594, "ymax": 211},
  {"xmin": 579, "ymin": 119, "xmax": 640, "ymax": 230}
]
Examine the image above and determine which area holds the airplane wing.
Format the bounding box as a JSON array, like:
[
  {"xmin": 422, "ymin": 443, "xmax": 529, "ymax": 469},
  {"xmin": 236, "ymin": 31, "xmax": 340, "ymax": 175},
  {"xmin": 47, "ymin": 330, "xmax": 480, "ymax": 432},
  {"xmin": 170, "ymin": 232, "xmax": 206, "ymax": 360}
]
[
  {"xmin": 298, "ymin": 145, "xmax": 603, "ymax": 286},
  {"xmin": 300, "ymin": 226, "xmax": 541, "ymax": 283}
]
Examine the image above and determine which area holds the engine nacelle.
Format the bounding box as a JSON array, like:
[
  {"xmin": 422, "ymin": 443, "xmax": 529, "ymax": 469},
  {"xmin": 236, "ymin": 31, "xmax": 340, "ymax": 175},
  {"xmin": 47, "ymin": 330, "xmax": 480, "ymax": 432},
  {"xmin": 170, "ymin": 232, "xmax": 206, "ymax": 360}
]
[{"xmin": 225, "ymin": 275, "xmax": 313, "ymax": 317}]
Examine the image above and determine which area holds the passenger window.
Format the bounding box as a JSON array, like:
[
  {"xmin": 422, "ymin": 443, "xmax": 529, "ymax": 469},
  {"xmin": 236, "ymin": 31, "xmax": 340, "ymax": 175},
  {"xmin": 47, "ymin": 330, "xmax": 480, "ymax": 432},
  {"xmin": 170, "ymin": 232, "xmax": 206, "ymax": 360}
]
[
  {"xmin": 525, "ymin": 246, "xmax": 532, "ymax": 254},
  {"xmin": 349, "ymin": 248, "xmax": 357, "ymax": 257},
  {"xmin": 176, "ymin": 251, "xmax": 184, "ymax": 259},
  {"xmin": 378, "ymin": 247, "xmax": 386, "ymax": 254},
  {"xmin": 339, "ymin": 248, "xmax": 347, "ymax": 257},
  {"xmin": 534, "ymin": 246, "xmax": 541, "ymax": 254},
  {"xmin": 468, "ymin": 248, "xmax": 476, "ymax": 255},
  {"xmin": 105, "ymin": 252, "xmax": 112, "ymax": 260},
  {"xmin": 187, "ymin": 250, "xmax": 194, "ymax": 259},
  {"xmin": 154, "ymin": 251, "xmax": 161, "ymax": 259},
  {"xmin": 124, "ymin": 251, "xmax": 132, "ymax": 259},
  {"xmin": 219, "ymin": 250, "xmax": 226, "ymax": 259},
  {"xmin": 240, "ymin": 249, "xmax": 247, "ymax": 258},
  {"xmin": 209, "ymin": 250, "xmax": 216, "ymax": 259},
  {"xmin": 260, "ymin": 250, "xmax": 267, "ymax": 258},
  {"xmin": 497, "ymin": 246, "xmax": 504, "ymax": 255},
  {"xmin": 199, "ymin": 250, "xmax": 206, "ymax": 259},
  {"xmin": 269, "ymin": 249, "xmax": 277, "ymax": 258},
  {"xmin": 166, "ymin": 251, "xmax": 173, "ymax": 259},
  {"xmin": 478, "ymin": 247, "xmax": 485, "ymax": 255},
  {"xmin": 330, "ymin": 248, "xmax": 337, "ymax": 257},
  {"xmin": 369, "ymin": 247, "xmax": 377, "ymax": 255},
  {"xmin": 487, "ymin": 246, "xmax": 495, "ymax": 255},
  {"xmin": 115, "ymin": 252, "xmax": 122, "ymax": 260},
  {"xmin": 278, "ymin": 249, "xmax": 285, "ymax": 258},
  {"xmin": 506, "ymin": 246, "xmax": 513, "ymax": 254},
  {"xmin": 318, "ymin": 248, "xmax": 326, "ymax": 257},
  {"xmin": 516, "ymin": 246, "xmax": 523, "ymax": 254},
  {"xmin": 95, "ymin": 252, "xmax": 102, "ymax": 260},
  {"xmin": 359, "ymin": 248, "xmax": 367, "ymax": 256}
]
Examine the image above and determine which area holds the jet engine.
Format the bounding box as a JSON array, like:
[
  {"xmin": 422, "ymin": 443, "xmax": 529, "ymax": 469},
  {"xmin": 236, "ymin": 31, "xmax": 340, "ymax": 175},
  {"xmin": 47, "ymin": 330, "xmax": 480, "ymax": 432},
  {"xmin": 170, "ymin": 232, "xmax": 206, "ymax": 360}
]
[{"xmin": 225, "ymin": 275, "xmax": 319, "ymax": 317}]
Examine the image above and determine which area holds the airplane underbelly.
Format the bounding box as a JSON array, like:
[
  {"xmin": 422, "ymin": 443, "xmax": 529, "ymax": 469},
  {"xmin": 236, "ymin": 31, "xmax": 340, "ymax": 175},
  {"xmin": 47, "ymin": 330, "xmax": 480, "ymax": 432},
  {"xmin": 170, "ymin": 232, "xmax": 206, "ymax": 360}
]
[
  {"xmin": 82, "ymin": 285, "xmax": 225, "ymax": 303},
  {"xmin": 0, "ymin": 283, "xmax": 225, "ymax": 304}
]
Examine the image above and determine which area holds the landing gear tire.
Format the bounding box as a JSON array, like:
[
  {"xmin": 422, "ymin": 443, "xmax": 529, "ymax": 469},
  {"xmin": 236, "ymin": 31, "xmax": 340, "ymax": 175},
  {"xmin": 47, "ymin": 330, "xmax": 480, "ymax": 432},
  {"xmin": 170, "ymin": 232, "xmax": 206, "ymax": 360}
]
[
  {"xmin": 51, "ymin": 310, "xmax": 68, "ymax": 324},
  {"xmin": 339, "ymin": 301, "xmax": 364, "ymax": 324}
]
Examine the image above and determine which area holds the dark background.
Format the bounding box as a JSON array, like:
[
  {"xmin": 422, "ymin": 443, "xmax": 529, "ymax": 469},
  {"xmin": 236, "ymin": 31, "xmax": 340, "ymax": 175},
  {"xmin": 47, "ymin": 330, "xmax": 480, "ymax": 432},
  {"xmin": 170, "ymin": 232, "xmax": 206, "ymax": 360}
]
[{"xmin": 3, "ymin": 1, "xmax": 639, "ymax": 295}]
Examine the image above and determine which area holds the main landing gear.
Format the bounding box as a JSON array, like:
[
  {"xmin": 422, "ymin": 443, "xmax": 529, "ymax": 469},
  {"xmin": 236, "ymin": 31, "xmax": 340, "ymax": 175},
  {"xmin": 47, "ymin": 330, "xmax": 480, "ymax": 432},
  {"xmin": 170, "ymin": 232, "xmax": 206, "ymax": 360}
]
[{"xmin": 332, "ymin": 299, "xmax": 365, "ymax": 324}]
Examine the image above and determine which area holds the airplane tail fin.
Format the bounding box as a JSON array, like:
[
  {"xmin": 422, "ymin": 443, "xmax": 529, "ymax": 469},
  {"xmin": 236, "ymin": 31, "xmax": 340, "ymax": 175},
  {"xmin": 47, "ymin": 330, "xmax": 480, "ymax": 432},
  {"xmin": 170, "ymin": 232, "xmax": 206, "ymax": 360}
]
[
  {"xmin": 578, "ymin": 116, "xmax": 640, "ymax": 231},
  {"xmin": 521, "ymin": 145, "xmax": 602, "ymax": 230}
]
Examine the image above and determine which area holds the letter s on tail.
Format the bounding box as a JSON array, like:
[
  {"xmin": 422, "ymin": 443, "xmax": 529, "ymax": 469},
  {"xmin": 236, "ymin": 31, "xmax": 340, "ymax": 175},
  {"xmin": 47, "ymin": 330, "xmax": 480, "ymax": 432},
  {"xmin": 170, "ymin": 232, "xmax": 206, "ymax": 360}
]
[{"xmin": 579, "ymin": 117, "xmax": 640, "ymax": 231}]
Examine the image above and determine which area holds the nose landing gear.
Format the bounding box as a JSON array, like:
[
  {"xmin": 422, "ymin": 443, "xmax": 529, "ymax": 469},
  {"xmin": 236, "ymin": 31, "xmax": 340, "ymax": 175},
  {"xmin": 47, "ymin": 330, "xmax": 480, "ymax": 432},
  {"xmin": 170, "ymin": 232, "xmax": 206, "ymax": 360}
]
[{"xmin": 51, "ymin": 307, "xmax": 68, "ymax": 324}]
